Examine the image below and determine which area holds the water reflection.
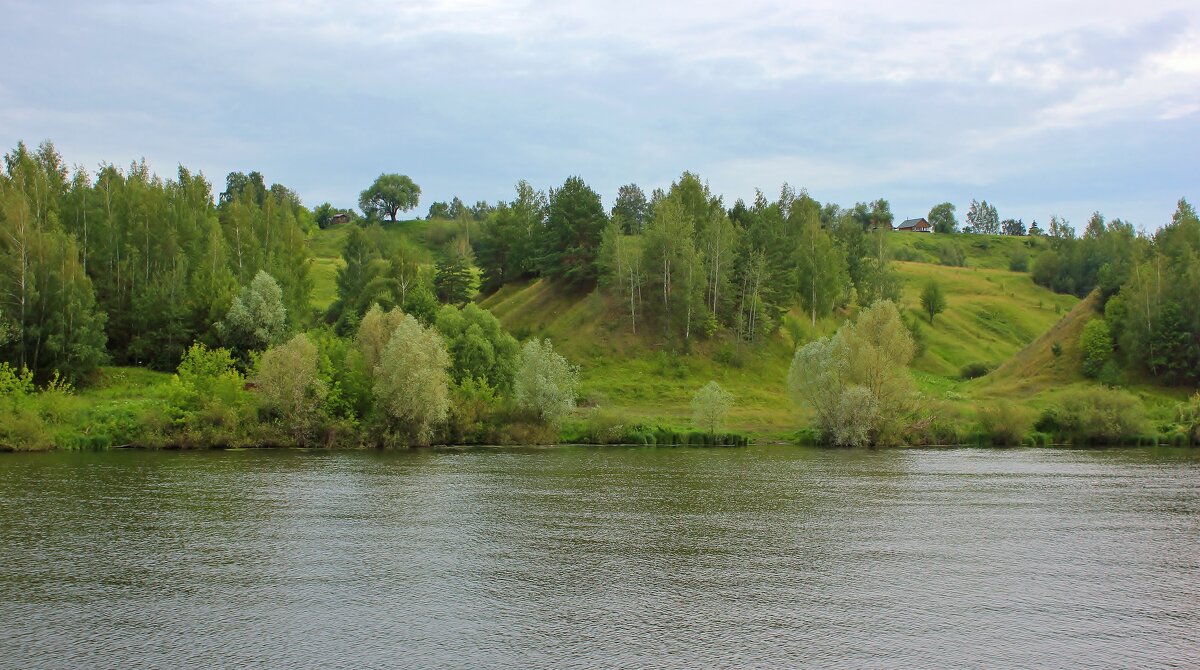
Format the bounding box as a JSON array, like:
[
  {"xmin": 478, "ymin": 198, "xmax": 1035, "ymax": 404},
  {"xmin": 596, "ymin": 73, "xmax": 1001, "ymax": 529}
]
[{"xmin": 0, "ymin": 447, "xmax": 1196, "ymax": 668}]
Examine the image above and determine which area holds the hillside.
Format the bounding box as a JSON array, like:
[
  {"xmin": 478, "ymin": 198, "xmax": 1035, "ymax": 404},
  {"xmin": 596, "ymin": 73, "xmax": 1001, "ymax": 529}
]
[
  {"xmin": 307, "ymin": 224, "xmax": 1193, "ymax": 436},
  {"xmin": 308, "ymin": 217, "xmax": 472, "ymax": 311},
  {"xmin": 463, "ymin": 232, "xmax": 1081, "ymax": 435}
]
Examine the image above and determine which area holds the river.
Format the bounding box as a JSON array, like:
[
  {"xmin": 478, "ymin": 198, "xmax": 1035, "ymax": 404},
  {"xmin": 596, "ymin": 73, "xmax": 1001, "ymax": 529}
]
[{"xmin": 1, "ymin": 446, "xmax": 1197, "ymax": 668}]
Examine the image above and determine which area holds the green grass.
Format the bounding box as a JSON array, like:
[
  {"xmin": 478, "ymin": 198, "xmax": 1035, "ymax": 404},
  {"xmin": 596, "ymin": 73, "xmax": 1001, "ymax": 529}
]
[
  {"xmin": 310, "ymin": 257, "xmax": 343, "ymax": 312},
  {"xmin": 887, "ymin": 230, "xmax": 1042, "ymax": 270},
  {"xmin": 893, "ymin": 260, "xmax": 1077, "ymax": 377},
  {"xmin": 302, "ymin": 224, "xmax": 1186, "ymax": 440}
]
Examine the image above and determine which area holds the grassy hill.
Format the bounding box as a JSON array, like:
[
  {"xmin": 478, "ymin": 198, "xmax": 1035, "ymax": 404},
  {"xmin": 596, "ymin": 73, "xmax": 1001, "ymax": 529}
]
[
  {"xmin": 305, "ymin": 224, "xmax": 1191, "ymax": 438},
  {"xmin": 462, "ymin": 232, "xmax": 1080, "ymax": 436}
]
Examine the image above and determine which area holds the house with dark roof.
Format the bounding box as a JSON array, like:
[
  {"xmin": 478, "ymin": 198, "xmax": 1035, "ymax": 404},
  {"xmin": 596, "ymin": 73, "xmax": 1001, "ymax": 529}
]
[{"xmin": 897, "ymin": 217, "xmax": 931, "ymax": 232}]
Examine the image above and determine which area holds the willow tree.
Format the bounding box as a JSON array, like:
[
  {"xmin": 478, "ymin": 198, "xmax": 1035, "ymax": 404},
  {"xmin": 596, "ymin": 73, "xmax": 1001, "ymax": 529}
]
[
  {"xmin": 219, "ymin": 271, "xmax": 287, "ymax": 360},
  {"xmin": 256, "ymin": 333, "xmax": 327, "ymax": 445},
  {"xmin": 788, "ymin": 300, "xmax": 915, "ymax": 446},
  {"xmin": 514, "ymin": 338, "xmax": 578, "ymax": 426},
  {"xmin": 373, "ymin": 313, "xmax": 451, "ymax": 444}
]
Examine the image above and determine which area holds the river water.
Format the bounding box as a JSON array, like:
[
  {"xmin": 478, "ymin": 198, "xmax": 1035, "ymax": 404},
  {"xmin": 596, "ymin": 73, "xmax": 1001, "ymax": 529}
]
[{"xmin": 0, "ymin": 446, "xmax": 1197, "ymax": 668}]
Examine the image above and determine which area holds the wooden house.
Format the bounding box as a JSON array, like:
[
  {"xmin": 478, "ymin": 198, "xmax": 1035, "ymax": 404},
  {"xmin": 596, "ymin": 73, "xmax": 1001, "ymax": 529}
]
[{"xmin": 897, "ymin": 217, "xmax": 932, "ymax": 232}]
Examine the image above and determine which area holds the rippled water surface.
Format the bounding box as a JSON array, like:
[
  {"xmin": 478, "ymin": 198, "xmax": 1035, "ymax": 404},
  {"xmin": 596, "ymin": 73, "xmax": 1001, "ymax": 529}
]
[{"xmin": 1, "ymin": 446, "xmax": 1198, "ymax": 668}]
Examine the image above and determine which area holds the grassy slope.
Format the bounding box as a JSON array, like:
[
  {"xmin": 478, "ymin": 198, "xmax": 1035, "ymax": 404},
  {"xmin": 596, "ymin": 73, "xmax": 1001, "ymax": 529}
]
[
  {"xmin": 299, "ymin": 225, "xmax": 1181, "ymax": 436},
  {"xmin": 45, "ymin": 230, "xmax": 1177, "ymax": 446},
  {"xmin": 473, "ymin": 232, "xmax": 1080, "ymax": 435},
  {"xmin": 972, "ymin": 291, "xmax": 1192, "ymax": 421}
]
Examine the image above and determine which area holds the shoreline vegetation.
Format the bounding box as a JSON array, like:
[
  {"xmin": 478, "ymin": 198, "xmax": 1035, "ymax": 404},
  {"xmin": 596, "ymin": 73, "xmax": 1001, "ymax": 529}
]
[{"xmin": 2, "ymin": 141, "xmax": 1199, "ymax": 453}]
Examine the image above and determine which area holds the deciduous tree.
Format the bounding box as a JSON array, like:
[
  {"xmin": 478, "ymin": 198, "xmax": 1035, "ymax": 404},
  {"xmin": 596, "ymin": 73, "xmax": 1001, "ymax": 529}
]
[
  {"xmin": 920, "ymin": 279, "xmax": 946, "ymax": 324},
  {"xmin": 359, "ymin": 174, "xmax": 420, "ymax": 222},
  {"xmin": 691, "ymin": 381, "xmax": 733, "ymax": 434},
  {"xmin": 514, "ymin": 338, "xmax": 578, "ymax": 426},
  {"xmin": 372, "ymin": 313, "xmax": 451, "ymax": 444},
  {"xmin": 928, "ymin": 202, "xmax": 958, "ymax": 234}
]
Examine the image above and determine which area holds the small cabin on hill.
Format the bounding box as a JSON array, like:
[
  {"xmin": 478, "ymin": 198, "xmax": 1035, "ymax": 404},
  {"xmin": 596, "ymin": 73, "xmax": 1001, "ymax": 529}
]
[
  {"xmin": 330, "ymin": 212, "xmax": 350, "ymax": 226},
  {"xmin": 898, "ymin": 217, "xmax": 931, "ymax": 232}
]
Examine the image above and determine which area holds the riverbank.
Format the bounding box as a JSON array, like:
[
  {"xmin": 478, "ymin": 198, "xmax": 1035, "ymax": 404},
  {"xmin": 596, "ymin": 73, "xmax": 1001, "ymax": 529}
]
[{"xmin": 2, "ymin": 364, "xmax": 1196, "ymax": 452}]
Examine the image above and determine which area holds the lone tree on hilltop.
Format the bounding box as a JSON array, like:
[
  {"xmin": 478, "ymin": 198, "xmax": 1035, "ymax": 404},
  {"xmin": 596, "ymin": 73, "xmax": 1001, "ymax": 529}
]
[{"xmin": 360, "ymin": 174, "xmax": 420, "ymax": 222}]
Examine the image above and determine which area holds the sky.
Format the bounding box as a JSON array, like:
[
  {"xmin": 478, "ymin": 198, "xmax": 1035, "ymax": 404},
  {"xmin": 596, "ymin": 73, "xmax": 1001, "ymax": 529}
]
[{"xmin": 2, "ymin": 0, "xmax": 1197, "ymax": 230}]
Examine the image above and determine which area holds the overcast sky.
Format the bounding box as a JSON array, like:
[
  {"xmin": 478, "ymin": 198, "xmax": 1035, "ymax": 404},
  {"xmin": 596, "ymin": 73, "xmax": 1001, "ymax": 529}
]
[{"xmin": 2, "ymin": 0, "xmax": 1197, "ymax": 229}]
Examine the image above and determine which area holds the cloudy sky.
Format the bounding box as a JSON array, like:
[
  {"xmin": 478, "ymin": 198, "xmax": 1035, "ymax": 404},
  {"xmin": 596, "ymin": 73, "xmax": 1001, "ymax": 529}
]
[{"xmin": 2, "ymin": 0, "xmax": 1197, "ymax": 228}]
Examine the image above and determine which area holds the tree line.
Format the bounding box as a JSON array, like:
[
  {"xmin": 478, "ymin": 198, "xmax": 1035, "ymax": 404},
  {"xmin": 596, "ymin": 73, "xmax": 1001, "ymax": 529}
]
[{"xmin": 0, "ymin": 141, "xmax": 313, "ymax": 379}]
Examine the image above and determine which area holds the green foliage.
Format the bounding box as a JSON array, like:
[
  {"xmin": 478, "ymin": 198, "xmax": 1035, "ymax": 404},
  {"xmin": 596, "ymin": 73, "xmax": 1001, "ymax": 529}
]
[
  {"xmin": 1051, "ymin": 341, "xmax": 1063, "ymax": 358},
  {"xmin": 691, "ymin": 380, "xmax": 733, "ymax": 434},
  {"xmin": 359, "ymin": 173, "xmax": 420, "ymax": 222},
  {"xmin": 255, "ymin": 334, "xmax": 327, "ymax": 445},
  {"xmin": 975, "ymin": 404, "xmax": 1035, "ymax": 445},
  {"xmin": 1001, "ymin": 218, "xmax": 1027, "ymax": 236},
  {"xmin": 1176, "ymin": 392, "xmax": 1200, "ymax": 444},
  {"xmin": 920, "ymin": 279, "xmax": 947, "ymax": 324},
  {"xmin": 1029, "ymin": 212, "xmax": 1137, "ymax": 298},
  {"xmin": 788, "ymin": 300, "xmax": 915, "ymax": 446},
  {"xmin": 937, "ymin": 243, "xmax": 967, "ymax": 267},
  {"xmin": 643, "ymin": 194, "xmax": 701, "ymax": 339},
  {"xmin": 1105, "ymin": 200, "xmax": 1200, "ymax": 385},
  {"xmin": 539, "ymin": 176, "xmax": 607, "ymax": 286},
  {"xmin": 402, "ymin": 284, "xmax": 439, "ymax": 325},
  {"xmin": 1079, "ymin": 318, "xmax": 1112, "ymax": 379},
  {"xmin": 0, "ymin": 143, "xmax": 109, "ymax": 379},
  {"xmin": 312, "ymin": 328, "xmax": 372, "ymax": 421},
  {"xmin": 164, "ymin": 343, "xmax": 254, "ymax": 445},
  {"xmin": 0, "ymin": 362, "xmax": 50, "ymax": 451},
  {"xmin": 611, "ymin": 183, "xmax": 649, "ymax": 233},
  {"xmin": 965, "ymin": 199, "xmax": 1000, "ymax": 235},
  {"xmin": 312, "ymin": 202, "xmax": 337, "ymax": 229},
  {"xmin": 857, "ymin": 230, "xmax": 903, "ymax": 307},
  {"xmin": 356, "ymin": 304, "xmax": 408, "ymax": 373},
  {"xmin": 1009, "ymin": 248, "xmax": 1029, "ymax": 272},
  {"xmin": 1039, "ymin": 387, "xmax": 1149, "ymax": 443},
  {"xmin": 928, "ymin": 202, "xmax": 958, "ymax": 234},
  {"xmin": 435, "ymin": 303, "xmax": 519, "ymax": 391},
  {"xmin": 794, "ymin": 208, "xmax": 848, "ymax": 326},
  {"xmin": 219, "ymin": 270, "xmax": 287, "ymax": 361},
  {"xmin": 514, "ymin": 338, "xmax": 579, "ymax": 426},
  {"xmin": 371, "ymin": 312, "xmax": 451, "ymax": 444},
  {"xmin": 328, "ymin": 223, "xmax": 424, "ymax": 332},
  {"xmin": 445, "ymin": 377, "xmax": 502, "ymax": 445},
  {"xmin": 475, "ymin": 181, "xmax": 545, "ymax": 293},
  {"xmin": 434, "ymin": 251, "xmax": 475, "ymax": 305}
]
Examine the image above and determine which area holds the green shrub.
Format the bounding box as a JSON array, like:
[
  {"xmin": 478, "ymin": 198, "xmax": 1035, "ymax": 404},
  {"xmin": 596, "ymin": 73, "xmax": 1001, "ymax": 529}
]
[
  {"xmin": 1177, "ymin": 392, "xmax": 1200, "ymax": 444},
  {"xmin": 1080, "ymin": 319, "xmax": 1112, "ymax": 379},
  {"xmin": 445, "ymin": 377, "xmax": 501, "ymax": 444},
  {"xmin": 0, "ymin": 406, "xmax": 51, "ymax": 451},
  {"xmin": 1041, "ymin": 387, "xmax": 1149, "ymax": 443},
  {"xmin": 938, "ymin": 244, "xmax": 967, "ymax": 267},
  {"xmin": 1051, "ymin": 341, "xmax": 1063, "ymax": 358},
  {"xmin": 1009, "ymin": 249, "xmax": 1029, "ymax": 272},
  {"xmin": 976, "ymin": 404, "xmax": 1035, "ymax": 446}
]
